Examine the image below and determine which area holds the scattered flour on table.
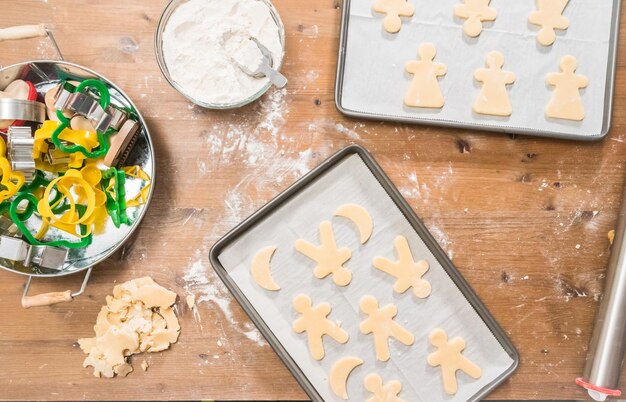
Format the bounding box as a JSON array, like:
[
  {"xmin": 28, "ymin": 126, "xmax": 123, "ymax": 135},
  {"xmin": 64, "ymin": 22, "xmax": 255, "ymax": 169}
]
[{"xmin": 428, "ymin": 224, "xmax": 454, "ymax": 260}]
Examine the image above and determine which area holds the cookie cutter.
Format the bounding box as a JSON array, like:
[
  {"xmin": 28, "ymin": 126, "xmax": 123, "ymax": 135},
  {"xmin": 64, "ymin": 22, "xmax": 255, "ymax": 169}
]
[
  {"xmin": 0, "ymin": 235, "xmax": 68, "ymax": 271},
  {"xmin": 7, "ymin": 126, "xmax": 35, "ymax": 182},
  {"xmin": 0, "ymin": 98, "xmax": 45, "ymax": 123}
]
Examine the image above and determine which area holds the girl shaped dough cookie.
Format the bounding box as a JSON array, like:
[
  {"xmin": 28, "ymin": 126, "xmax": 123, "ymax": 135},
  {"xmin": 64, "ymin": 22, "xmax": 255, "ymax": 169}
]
[
  {"xmin": 454, "ymin": 0, "xmax": 497, "ymax": 37},
  {"xmin": 372, "ymin": 0, "xmax": 415, "ymax": 33},
  {"xmin": 473, "ymin": 51, "xmax": 516, "ymax": 117},
  {"xmin": 404, "ymin": 43, "xmax": 447, "ymax": 108},
  {"xmin": 545, "ymin": 55, "xmax": 588, "ymax": 121},
  {"xmin": 528, "ymin": 0, "xmax": 570, "ymax": 46}
]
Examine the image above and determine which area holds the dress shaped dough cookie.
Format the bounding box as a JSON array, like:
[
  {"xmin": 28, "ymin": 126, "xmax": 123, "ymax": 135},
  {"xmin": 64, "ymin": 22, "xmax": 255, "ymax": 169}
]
[
  {"xmin": 454, "ymin": 0, "xmax": 497, "ymax": 38},
  {"xmin": 295, "ymin": 221, "xmax": 352, "ymax": 286},
  {"xmin": 359, "ymin": 295, "xmax": 414, "ymax": 361},
  {"xmin": 427, "ymin": 328, "xmax": 482, "ymax": 395},
  {"xmin": 372, "ymin": 0, "xmax": 415, "ymax": 34},
  {"xmin": 292, "ymin": 294, "xmax": 349, "ymax": 360},
  {"xmin": 473, "ymin": 51, "xmax": 516, "ymax": 117},
  {"xmin": 364, "ymin": 373, "xmax": 406, "ymax": 402},
  {"xmin": 404, "ymin": 43, "xmax": 447, "ymax": 109},
  {"xmin": 373, "ymin": 235, "xmax": 431, "ymax": 298},
  {"xmin": 528, "ymin": 0, "xmax": 570, "ymax": 46},
  {"xmin": 545, "ymin": 55, "xmax": 588, "ymax": 121}
]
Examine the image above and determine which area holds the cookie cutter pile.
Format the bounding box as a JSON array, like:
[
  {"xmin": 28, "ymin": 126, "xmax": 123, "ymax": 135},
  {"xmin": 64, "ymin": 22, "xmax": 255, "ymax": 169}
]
[{"xmin": 0, "ymin": 25, "xmax": 155, "ymax": 308}]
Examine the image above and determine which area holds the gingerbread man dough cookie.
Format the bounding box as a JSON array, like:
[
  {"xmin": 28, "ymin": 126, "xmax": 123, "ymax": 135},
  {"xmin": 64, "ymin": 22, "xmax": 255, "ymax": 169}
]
[
  {"xmin": 293, "ymin": 294, "xmax": 349, "ymax": 360},
  {"xmin": 473, "ymin": 51, "xmax": 516, "ymax": 117},
  {"xmin": 372, "ymin": 0, "xmax": 415, "ymax": 34},
  {"xmin": 528, "ymin": 0, "xmax": 570, "ymax": 46},
  {"xmin": 454, "ymin": 0, "xmax": 497, "ymax": 38},
  {"xmin": 295, "ymin": 221, "xmax": 352, "ymax": 286},
  {"xmin": 359, "ymin": 295, "xmax": 414, "ymax": 361},
  {"xmin": 545, "ymin": 55, "xmax": 588, "ymax": 121},
  {"xmin": 364, "ymin": 373, "xmax": 406, "ymax": 402},
  {"xmin": 373, "ymin": 235, "xmax": 431, "ymax": 298},
  {"xmin": 427, "ymin": 328, "xmax": 482, "ymax": 395},
  {"xmin": 404, "ymin": 43, "xmax": 447, "ymax": 109}
]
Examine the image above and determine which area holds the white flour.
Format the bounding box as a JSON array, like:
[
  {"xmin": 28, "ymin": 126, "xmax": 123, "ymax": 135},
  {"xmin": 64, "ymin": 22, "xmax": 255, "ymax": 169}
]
[{"xmin": 161, "ymin": 0, "xmax": 283, "ymax": 105}]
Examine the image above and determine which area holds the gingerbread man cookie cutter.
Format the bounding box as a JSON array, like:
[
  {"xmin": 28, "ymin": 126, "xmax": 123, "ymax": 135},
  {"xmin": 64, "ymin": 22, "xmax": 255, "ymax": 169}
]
[
  {"xmin": 427, "ymin": 328, "xmax": 482, "ymax": 395},
  {"xmin": 372, "ymin": 0, "xmax": 415, "ymax": 34},
  {"xmin": 373, "ymin": 235, "xmax": 431, "ymax": 298},
  {"xmin": 528, "ymin": 0, "xmax": 570, "ymax": 46},
  {"xmin": 454, "ymin": 0, "xmax": 497, "ymax": 38},
  {"xmin": 295, "ymin": 220, "xmax": 352, "ymax": 286},
  {"xmin": 292, "ymin": 294, "xmax": 349, "ymax": 360},
  {"xmin": 359, "ymin": 295, "xmax": 414, "ymax": 361}
]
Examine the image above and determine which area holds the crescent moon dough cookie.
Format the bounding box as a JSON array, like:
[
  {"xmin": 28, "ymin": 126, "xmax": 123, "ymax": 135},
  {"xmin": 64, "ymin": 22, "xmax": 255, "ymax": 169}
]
[
  {"xmin": 372, "ymin": 0, "xmax": 415, "ymax": 33},
  {"xmin": 329, "ymin": 356, "xmax": 364, "ymax": 399}
]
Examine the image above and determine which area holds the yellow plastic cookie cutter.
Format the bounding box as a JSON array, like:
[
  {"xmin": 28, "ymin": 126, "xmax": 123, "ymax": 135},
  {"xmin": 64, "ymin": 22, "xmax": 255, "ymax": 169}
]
[
  {"xmin": 0, "ymin": 136, "xmax": 25, "ymax": 202},
  {"xmin": 33, "ymin": 120, "xmax": 99, "ymax": 172},
  {"xmin": 122, "ymin": 165, "xmax": 151, "ymax": 208}
]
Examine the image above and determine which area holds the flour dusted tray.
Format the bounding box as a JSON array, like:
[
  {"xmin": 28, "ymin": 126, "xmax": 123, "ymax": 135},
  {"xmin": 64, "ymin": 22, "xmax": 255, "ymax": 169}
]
[
  {"xmin": 335, "ymin": 0, "xmax": 621, "ymax": 140},
  {"xmin": 209, "ymin": 145, "xmax": 518, "ymax": 401}
]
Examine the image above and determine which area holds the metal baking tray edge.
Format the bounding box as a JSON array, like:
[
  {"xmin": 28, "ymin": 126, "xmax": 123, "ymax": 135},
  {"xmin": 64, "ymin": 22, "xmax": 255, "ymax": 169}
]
[
  {"xmin": 334, "ymin": 0, "xmax": 622, "ymax": 142},
  {"xmin": 209, "ymin": 144, "xmax": 519, "ymax": 402}
]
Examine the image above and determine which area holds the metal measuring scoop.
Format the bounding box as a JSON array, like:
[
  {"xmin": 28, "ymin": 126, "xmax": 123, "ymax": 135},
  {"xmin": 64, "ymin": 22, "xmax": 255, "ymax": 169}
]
[{"xmin": 234, "ymin": 37, "xmax": 288, "ymax": 89}]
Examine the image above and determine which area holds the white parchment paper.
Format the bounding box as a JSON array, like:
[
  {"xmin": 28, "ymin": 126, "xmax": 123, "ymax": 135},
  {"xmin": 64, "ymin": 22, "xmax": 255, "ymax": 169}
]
[
  {"xmin": 217, "ymin": 154, "xmax": 515, "ymax": 402},
  {"xmin": 340, "ymin": 0, "xmax": 615, "ymax": 138}
]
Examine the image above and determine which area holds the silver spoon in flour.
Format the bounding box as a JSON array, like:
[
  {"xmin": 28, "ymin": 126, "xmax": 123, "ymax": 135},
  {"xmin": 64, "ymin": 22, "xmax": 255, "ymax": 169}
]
[{"xmin": 234, "ymin": 37, "xmax": 288, "ymax": 89}]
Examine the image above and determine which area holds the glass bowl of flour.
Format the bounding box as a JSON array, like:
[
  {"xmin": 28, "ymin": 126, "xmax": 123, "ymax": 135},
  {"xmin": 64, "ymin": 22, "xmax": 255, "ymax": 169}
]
[{"xmin": 155, "ymin": 0, "xmax": 285, "ymax": 109}]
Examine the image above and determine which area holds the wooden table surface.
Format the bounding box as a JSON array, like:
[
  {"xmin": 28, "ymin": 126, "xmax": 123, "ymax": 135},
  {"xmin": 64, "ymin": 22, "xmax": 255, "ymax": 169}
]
[{"xmin": 1, "ymin": 0, "xmax": 625, "ymax": 400}]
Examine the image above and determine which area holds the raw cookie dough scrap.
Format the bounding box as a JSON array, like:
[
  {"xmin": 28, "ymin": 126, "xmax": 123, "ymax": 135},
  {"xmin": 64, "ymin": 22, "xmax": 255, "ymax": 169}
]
[
  {"xmin": 359, "ymin": 295, "xmax": 414, "ymax": 361},
  {"xmin": 77, "ymin": 277, "xmax": 180, "ymax": 378},
  {"xmin": 454, "ymin": 0, "xmax": 497, "ymax": 38},
  {"xmin": 295, "ymin": 220, "xmax": 352, "ymax": 286},
  {"xmin": 292, "ymin": 294, "xmax": 349, "ymax": 360},
  {"xmin": 364, "ymin": 373, "xmax": 406, "ymax": 402},
  {"xmin": 528, "ymin": 0, "xmax": 570, "ymax": 46},
  {"xmin": 373, "ymin": 235, "xmax": 431, "ymax": 298},
  {"xmin": 545, "ymin": 55, "xmax": 588, "ymax": 121},
  {"xmin": 329, "ymin": 356, "xmax": 364, "ymax": 400},
  {"xmin": 334, "ymin": 203, "xmax": 374, "ymax": 244},
  {"xmin": 473, "ymin": 51, "xmax": 516, "ymax": 117},
  {"xmin": 427, "ymin": 328, "xmax": 482, "ymax": 395},
  {"xmin": 372, "ymin": 0, "xmax": 415, "ymax": 34},
  {"xmin": 251, "ymin": 245, "xmax": 281, "ymax": 291},
  {"xmin": 404, "ymin": 43, "xmax": 447, "ymax": 109}
]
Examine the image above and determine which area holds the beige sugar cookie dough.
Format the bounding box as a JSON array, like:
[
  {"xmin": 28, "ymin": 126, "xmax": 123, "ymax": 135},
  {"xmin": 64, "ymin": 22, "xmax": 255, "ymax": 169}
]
[
  {"xmin": 359, "ymin": 295, "xmax": 414, "ymax": 361},
  {"xmin": 293, "ymin": 294, "xmax": 349, "ymax": 360},
  {"xmin": 364, "ymin": 373, "xmax": 406, "ymax": 402},
  {"xmin": 372, "ymin": 0, "xmax": 415, "ymax": 33},
  {"xmin": 427, "ymin": 328, "xmax": 482, "ymax": 395},
  {"xmin": 528, "ymin": 0, "xmax": 570, "ymax": 46},
  {"xmin": 454, "ymin": 0, "xmax": 497, "ymax": 38},
  {"xmin": 251, "ymin": 246, "xmax": 281, "ymax": 291},
  {"xmin": 330, "ymin": 356, "xmax": 364, "ymax": 400},
  {"xmin": 545, "ymin": 55, "xmax": 588, "ymax": 121},
  {"xmin": 473, "ymin": 51, "xmax": 516, "ymax": 117},
  {"xmin": 295, "ymin": 221, "xmax": 352, "ymax": 286},
  {"xmin": 373, "ymin": 235, "xmax": 431, "ymax": 298},
  {"xmin": 334, "ymin": 203, "xmax": 374, "ymax": 244},
  {"xmin": 77, "ymin": 277, "xmax": 180, "ymax": 378},
  {"xmin": 404, "ymin": 43, "xmax": 447, "ymax": 109}
]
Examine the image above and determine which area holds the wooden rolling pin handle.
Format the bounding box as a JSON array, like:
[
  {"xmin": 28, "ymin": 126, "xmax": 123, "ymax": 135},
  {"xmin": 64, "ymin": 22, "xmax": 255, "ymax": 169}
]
[
  {"xmin": 0, "ymin": 24, "xmax": 47, "ymax": 42},
  {"xmin": 21, "ymin": 290, "xmax": 73, "ymax": 308}
]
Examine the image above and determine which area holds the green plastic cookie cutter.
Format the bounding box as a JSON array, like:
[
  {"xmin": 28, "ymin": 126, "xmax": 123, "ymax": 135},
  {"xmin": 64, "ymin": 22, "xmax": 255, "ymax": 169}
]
[
  {"xmin": 51, "ymin": 79, "xmax": 113, "ymax": 158},
  {"xmin": 102, "ymin": 167, "xmax": 131, "ymax": 228},
  {"xmin": 8, "ymin": 192, "xmax": 92, "ymax": 249}
]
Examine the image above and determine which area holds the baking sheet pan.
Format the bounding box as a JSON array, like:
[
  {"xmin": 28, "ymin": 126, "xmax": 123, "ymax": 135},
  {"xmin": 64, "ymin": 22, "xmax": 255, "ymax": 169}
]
[
  {"xmin": 335, "ymin": 0, "xmax": 621, "ymax": 141},
  {"xmin": 210, "ymin": 145, "xmax": 518, "ymax": 402}
]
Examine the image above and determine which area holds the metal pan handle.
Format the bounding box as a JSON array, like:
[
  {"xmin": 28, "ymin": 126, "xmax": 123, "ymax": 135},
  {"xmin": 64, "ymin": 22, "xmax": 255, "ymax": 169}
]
[
  {"xmin": 0, "ymin": 24, "xmax": 63, "ymax": 68},
  {"xmin": 21, "ymin": 267, "xmax": 92, "ymax": 308}
]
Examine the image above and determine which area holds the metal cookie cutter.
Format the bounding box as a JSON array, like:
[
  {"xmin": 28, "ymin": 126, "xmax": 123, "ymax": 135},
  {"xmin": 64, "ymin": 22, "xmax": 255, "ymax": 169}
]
[
  {"xmin": 7, "ymin": 126, "xmax": 35, "ymax": 182},
  {"xmin": 0, "ymin": 235, "xmax": 68, "ymax": 270},
  {"xmin": 53, "ymin": 83, "xmax": 127, "ymax": 133}
]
